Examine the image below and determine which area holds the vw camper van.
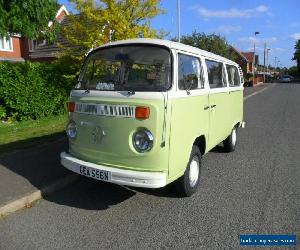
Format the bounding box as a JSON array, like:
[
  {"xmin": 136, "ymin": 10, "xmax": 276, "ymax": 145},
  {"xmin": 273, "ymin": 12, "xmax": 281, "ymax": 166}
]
[{"xmin": 61, "ymin": 38, "xmax": 244, "ymax": 196}]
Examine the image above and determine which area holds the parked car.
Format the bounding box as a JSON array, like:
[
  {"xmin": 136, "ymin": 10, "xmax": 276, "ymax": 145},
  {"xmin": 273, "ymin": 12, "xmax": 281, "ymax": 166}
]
[
  {"xmin": 280, "ymin": 75, "xmax": 291, "ymax": 83},
  {"xmin": 60, "ymin": 38, "xmax": 245, "ymax": 197}
]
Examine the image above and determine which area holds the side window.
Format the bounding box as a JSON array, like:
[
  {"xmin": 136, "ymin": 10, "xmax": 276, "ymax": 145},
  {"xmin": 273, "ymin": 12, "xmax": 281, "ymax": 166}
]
[
  {"xmin": 178, "ymin": 54, "xmax": 204, "ymax": 90},
  {"xmin": 226, "ymin": 65, "xmax": 240, "ymax": 87},
  {"xmin": 205, "ymin": 60, "xmax": 226, "ymax": 89}
]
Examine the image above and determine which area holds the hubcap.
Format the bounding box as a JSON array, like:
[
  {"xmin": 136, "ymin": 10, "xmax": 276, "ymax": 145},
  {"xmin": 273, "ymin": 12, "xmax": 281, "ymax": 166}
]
[
  {"xmin": 189, "ymin": 157, "xmax": 199, "ymax": 187},
  {"xmin": 232, "ymin": 128, "xmax": 237, "ymax": 146}
]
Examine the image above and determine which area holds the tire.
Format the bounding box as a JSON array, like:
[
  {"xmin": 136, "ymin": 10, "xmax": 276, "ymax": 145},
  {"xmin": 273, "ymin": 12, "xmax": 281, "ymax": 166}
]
[
  {"xmin": 223, "ymin": 127, "xmax": 237, "ymax": 152},
  {"xmin": 175, "ymin": 145, "xmax": 201, "ymax": 197}
]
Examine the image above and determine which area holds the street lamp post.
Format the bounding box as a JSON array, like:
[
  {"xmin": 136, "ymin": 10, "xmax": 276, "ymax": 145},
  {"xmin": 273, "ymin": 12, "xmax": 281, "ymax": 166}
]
[
  {"xmin": 253, "ymin": 31, "xmax": 260, "ymax": 84},
  {"xmin": 263, "ymin": 42, "xmax": 266, "ymax": 83},
  {"xmin": 266, "ymin": 48, "xmax": 271, "ymax": 73},
  {"xmin": 177, "ymin": 0, "xmax": 180, "ymax": 42}
]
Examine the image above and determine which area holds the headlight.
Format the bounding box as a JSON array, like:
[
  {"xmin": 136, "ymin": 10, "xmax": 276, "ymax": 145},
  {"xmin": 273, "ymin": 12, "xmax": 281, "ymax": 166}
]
[
  {"xmin": 132, "ymin": 129, "xmax": 154, "ymax": 153},
  {"xmin": 66, "ymin": 121, "xmax": 77, "ymax": 139}
]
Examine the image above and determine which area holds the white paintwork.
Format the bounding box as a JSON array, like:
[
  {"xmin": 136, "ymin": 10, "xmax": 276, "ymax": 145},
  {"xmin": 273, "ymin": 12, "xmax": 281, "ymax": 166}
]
[
  {"xmin": 232, "ymin": 128, "xmax": 237, "ymax": 146},
  {"xmin": 71, "ymin": 89, "xmax": 166, "ymax": 100},
  {"xmin": 61, "ymin": 152, "xmax": 167, "ymax": 188},
  {"xmin": 189, "ymin": 157, "xmax": 199, "ymax": 187},
  {"xmin": 79, "ymin": 38, "xmax": 243, "ymax": 100},
  {"xmin": 209, "ymin": 86, "xmax": 243, "ymax": 95},
  {"xmin": 94, "ymin": 38, "xmax": 239, "ymax": 66},
  {"xmin": 71, "ymin": 86, "xmax": 242, "ymax": 100}
]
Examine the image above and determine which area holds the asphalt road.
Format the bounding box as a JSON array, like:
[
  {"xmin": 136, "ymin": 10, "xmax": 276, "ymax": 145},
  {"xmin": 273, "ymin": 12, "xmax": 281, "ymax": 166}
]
[{"xmin": 1, "ymin": 83, "xmax": 299, "ymax": 249}]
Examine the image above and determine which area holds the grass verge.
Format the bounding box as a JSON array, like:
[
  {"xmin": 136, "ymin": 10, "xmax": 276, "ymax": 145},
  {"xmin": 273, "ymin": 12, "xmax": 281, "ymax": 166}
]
[{"xmin": 0, "ymin": 114, "xmax": 67, "ymax": 154}]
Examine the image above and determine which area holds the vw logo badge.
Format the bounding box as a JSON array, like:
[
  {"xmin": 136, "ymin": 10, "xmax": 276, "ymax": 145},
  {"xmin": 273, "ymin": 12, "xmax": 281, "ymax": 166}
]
[{"xmin": 92, "ymin": 126, "xmax": 105, "ymax": 143}]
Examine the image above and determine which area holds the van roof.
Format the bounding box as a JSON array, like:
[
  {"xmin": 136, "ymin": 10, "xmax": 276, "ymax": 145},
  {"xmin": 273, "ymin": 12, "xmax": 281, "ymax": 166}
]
[{"xmin": 94, "ymin": 38, "xmax": 238, "ymax": 66}]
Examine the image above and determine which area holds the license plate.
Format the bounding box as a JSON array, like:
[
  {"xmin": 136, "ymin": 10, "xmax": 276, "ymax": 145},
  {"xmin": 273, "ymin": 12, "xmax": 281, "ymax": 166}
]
[{"xmin": 78, "ymin": 165, "xmax": 111, "ymax": 182}]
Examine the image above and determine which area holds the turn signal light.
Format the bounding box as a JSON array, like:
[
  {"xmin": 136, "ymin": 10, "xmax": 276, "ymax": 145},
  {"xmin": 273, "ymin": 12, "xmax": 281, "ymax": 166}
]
[
  {"xmin": 135, "ymin": 106, "xmax": 150, "ymax": 119},
  {"xmin": 67, "ymin": 102, "xmax": 75, "ymax": 112}
]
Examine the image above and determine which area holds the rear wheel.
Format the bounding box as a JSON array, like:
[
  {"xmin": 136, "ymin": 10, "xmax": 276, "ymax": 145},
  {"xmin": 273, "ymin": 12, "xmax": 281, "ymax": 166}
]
[
  {"xmin": 223, "ymin": 127, "xmax": 237, "ymax": 152},
  {"xmin": 175, "ymin": 146, "xmax": 201, "ymax": 197}
]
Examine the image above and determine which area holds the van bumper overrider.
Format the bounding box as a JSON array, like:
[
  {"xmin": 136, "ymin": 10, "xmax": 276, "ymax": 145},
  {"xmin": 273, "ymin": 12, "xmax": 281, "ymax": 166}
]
[{"xmin": 60, "ymin": 152, "xmax": 167, "ymax": 188}]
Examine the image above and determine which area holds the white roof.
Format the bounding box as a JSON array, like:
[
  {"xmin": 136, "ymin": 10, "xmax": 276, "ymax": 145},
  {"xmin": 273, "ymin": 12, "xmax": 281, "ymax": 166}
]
[{"xmin": 96, "ymin": 38, "xmax": 238, "ymax": 65}]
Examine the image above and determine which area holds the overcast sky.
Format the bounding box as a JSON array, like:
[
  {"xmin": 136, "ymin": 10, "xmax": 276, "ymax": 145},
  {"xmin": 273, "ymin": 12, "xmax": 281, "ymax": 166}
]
[{"xmin": 59, "ymin": 0, "xmax": 300, "ymax": 67}]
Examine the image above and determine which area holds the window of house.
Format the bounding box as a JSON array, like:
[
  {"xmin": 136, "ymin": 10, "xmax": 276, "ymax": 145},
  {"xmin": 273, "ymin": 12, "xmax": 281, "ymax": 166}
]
[
  {"xmin": 178, "ymin": 54, "xmax": 204, "ymax": 90},
  {"xmin": 31, "ymin": 39, "xmax": 46, "ymax": 50},
  {"xmin": 0, "ymin": 36, "xmax": 13, "ymax": 51},
  {"xmin": 226, "ymin": 65, "xmax": 240, "ymax": 87},
  {"xmin": 205, "ymin": 59, "xmax": 227, "ymax": 89}
]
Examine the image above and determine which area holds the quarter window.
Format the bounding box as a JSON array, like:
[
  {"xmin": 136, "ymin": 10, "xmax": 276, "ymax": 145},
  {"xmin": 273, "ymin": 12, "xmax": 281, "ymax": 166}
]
[
  {"xmin": 0, "ymin": 36, "xmax": 13, "ymax": 51},
  {"xmin": 226, "ymin": 65, "xmax": 240, "ymax": 87},
  {"xmin": 178, "ymin": 54, "xmax": 204, "ymax": 90},
  {"xmin": 205, "ymin": 60, "xmax": 226, "ymax": 88}
]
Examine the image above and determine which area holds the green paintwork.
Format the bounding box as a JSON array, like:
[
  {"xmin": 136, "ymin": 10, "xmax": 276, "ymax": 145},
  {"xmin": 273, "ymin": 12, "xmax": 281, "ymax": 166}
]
[
  {"xmin": 208, "ymin": 92, "xmax": 232, "ymax": 149},
  {"xmin": 167, "ymin": 94, "xmax": 209, "ymax": 180},
  {"xmin": 68, "ymin": 95, "xmax": 170, "ymax": 174},
  {"xmin": 229, "ymin": 89, "xmax": 244, "ymax": 129},
  {"xmin": 68, "ymin": 87, "xmax": 243, "ymax": 184}
]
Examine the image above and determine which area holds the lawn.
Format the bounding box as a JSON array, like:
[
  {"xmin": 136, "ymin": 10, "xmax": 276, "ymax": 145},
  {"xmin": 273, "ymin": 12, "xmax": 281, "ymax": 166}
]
[{"xmin": 0, "ymin": 114, "xmax": 68, "ymax": 154}]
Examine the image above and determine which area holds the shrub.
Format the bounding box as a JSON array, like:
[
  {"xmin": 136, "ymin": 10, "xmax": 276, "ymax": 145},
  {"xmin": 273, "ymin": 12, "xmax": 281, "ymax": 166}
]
[
  {"xmin": 0, "ymin": 61, "xmax": 76, "ymax": 120},
  {"xmin": 0, "ymin": 105, "xmax": 6, "ymax": 119}
]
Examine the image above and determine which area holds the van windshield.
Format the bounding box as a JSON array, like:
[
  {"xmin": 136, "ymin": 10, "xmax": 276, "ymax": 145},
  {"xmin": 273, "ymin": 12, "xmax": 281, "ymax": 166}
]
[{"xmin": 77, "ymin": 45, "xmax": 172, "ymax": 92}]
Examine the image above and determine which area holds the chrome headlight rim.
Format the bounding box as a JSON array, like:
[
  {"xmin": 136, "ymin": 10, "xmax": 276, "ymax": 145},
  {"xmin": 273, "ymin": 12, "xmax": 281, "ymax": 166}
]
[
  {"xmin": 132, "ymin": 128, "xmax": 154, "ymax": 153},
  {"xmin": 66, "ymin": 120, "xmax": 77, "ymax": 140}
]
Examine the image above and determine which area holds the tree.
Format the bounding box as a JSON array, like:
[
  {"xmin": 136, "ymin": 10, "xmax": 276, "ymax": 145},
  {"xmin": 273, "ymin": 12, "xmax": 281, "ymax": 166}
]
[
  {"xmin": 288, "ymin": 66, "xmax": 298, "ymax": 77},
  {"xmin": 0, "ymin": 0, "xmax": 58, "ymax": 39},
  {"xmin": 292, "ymin": 39, "xmax": 300, "ymax": 74},
  {"xmin": 179, "ymin": 31, "xmax": 237, "ymax": 61},
  {"xmin": 58, "ymin": 0, "xmax": 165, "ymax": 64}
]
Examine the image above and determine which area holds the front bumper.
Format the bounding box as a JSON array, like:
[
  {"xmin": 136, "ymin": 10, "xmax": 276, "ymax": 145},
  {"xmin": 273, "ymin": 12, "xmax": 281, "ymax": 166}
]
[{"xmin": 60, "ymin": 152, "xmax": 167, "ymax": 188}]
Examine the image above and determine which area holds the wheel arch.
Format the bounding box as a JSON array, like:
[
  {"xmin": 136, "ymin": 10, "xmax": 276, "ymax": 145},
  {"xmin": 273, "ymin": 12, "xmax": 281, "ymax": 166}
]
[
  {"xmin": 232, "ymin": 121, "xmax": 241, "ymax": 129},
  {"xmin": 193, "ymin": 135, "xmax": 206, "ymax": 156}
]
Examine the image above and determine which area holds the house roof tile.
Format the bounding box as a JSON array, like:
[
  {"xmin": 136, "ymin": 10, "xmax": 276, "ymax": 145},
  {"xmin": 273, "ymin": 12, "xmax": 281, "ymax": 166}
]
[{"xmin": 241, "ymin": 52, "xmax": 254, "ymax": 63}]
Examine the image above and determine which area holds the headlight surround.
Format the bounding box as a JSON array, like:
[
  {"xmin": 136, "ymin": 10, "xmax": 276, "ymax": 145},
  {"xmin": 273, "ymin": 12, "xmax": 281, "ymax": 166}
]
[
  {"xmin": 66, "ymin": 121, "xmax": 77, "ymax": 140},
  {"xmin": 132, "ymin": 128, "xmax": 154, "ymax": 153}
]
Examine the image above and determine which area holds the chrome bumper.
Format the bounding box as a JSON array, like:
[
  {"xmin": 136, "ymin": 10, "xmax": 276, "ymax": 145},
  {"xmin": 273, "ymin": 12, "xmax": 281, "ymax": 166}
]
[{"xmin": 60, "ymin": 152, "xmax": 167, "ymax": 188}]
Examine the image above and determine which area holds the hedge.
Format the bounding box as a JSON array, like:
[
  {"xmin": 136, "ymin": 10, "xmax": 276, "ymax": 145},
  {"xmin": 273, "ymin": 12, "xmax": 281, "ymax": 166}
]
[{"xmin": 0, "ymin": 61, "xmax": 77, "ymax": 120}]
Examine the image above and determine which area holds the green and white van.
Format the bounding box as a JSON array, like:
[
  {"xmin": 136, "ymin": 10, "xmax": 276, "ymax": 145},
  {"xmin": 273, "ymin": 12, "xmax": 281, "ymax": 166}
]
[{"xmin": 61, "ymin": 38, "xmax": 245, "ymax": 196}]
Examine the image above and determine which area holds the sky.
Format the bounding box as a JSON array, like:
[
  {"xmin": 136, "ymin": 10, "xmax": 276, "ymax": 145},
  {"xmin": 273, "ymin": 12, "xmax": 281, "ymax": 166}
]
[{"xmin": 59, "ymin": 0, "xmax": 300, "ymax": 68}]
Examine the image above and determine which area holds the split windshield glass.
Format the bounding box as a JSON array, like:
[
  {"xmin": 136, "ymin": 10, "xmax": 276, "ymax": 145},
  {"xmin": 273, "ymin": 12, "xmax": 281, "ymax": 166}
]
[{"xmin": 77, "ymin": 45, "xmax": 172, "ymax": 92}]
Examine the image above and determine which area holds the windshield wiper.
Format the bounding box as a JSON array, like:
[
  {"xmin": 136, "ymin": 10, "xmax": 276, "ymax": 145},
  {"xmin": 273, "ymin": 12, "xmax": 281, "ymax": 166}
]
[
  {"xmin": 85, "ymin": 84, "xmax": 90, "ymax": 93},
  {"xmin": 127, "ymin": 90, "xmax": 135, "ymax": 95},
  {"xmin": 78, "ymin": 79, "xmax": 89, "ymax": 93}
]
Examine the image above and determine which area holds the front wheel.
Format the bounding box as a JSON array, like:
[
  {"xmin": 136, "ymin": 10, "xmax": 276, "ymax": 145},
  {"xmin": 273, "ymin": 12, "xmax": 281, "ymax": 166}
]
[
  {"xmin": 175, "ymin": 146, "xmax": 201, "ymax": 197},
  {"xmin": 223, "ymin": 127, "xmax": 237, "ymax": 152}
]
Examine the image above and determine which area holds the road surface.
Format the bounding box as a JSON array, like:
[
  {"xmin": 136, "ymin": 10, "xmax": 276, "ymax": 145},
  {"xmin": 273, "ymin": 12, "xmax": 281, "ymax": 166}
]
[{"xmin": 0, "ymin": 83, "xmax": 299, "ymax": 249}]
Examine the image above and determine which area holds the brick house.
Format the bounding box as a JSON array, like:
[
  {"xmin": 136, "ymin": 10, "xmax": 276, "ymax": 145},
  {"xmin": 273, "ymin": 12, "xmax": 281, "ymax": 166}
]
[
  {"xmin": 0, "ymin": 5, "xmax": 69, "ymax": 62},
  {"xmin": 241, "ymin": 52, "xmax": 256, "ymax": 73},
  {"xmin": 230, "ymin": 47, "xmax": 263, "ymax": 85},
  {"xmin": 229, "ymin": 46, "xmax": 254, "ymax": 75}
]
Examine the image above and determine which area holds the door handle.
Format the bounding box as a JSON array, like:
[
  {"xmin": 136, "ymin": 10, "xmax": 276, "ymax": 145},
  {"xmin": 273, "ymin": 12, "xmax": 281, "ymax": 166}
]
[
  {"xmin": 204, "ymin": 106, "xmax": 209, "ymax": 110},
  {"xmin": 211, "ymin": 104, "xmax": 216, "ymax": 108}
]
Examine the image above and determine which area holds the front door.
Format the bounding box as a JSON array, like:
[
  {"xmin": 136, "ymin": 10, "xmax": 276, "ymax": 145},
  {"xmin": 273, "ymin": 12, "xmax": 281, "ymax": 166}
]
[{"xmin": 168, "ymin": 52, "xmax": 209, "ymax": 180}]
